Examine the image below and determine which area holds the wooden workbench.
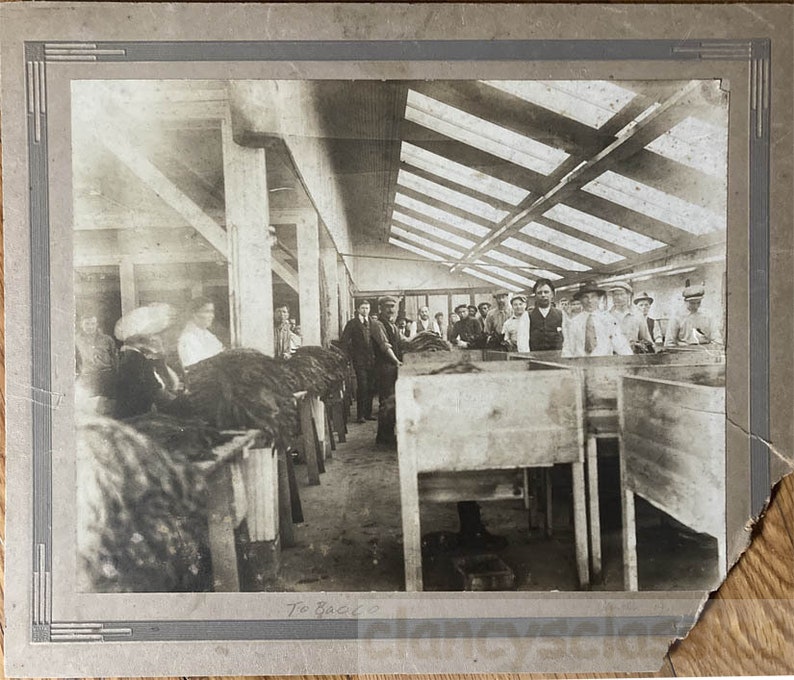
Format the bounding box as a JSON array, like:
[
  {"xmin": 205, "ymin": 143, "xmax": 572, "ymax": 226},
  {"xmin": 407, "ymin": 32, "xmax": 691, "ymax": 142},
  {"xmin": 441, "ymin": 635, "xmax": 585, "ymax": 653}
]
[
  {"xmin": 395, "ymin": 361, "xmax": 588, "ymax": 591},
  {"xmin": 619, "ymin": 364, "xmax": 726, "ymax": 590}
]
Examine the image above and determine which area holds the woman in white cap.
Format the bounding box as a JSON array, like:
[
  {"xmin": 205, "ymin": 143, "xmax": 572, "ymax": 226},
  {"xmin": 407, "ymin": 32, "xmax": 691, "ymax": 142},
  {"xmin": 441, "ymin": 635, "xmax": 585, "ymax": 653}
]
[
  {"xmin": 664, "ymin": 280, "xmax": 723, "ymax": 347},
  {"xmin": 502, "ymin": 293, "xmax": 531, "ymax": 353}
]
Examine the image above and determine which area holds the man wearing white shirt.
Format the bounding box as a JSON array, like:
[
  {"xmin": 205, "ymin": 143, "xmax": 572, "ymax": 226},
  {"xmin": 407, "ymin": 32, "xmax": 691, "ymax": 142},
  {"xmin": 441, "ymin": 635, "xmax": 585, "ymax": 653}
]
[
  {"xmin": 562, "ymin": 282, "xmax": 633, "ymax": 358},
  {"xmin": 608, "ymin": 281, "xmax": 653, "ymax": 350},
  {"xmin": 502, "ymin": 294, "xmax": 531, "ymax": 353},
  {"xmin": 177, "ymin": 297, "xmax": 224, "ymax": 370}
]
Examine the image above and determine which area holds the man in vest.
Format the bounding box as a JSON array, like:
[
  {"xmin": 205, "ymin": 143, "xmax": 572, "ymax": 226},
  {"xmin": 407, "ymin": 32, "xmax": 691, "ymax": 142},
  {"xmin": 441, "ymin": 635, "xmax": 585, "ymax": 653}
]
[
  {"xmin": 528, "ymin": 278, "xmax": 564, "ymax": 351},
  {"xmin": 369, "ymin": 296, "xmax": 405, "ymax": 445},
  {"xmin": 632, "ymin": 291, "xmax": 663, "ymax": 345},
  {"xmin": 408, "ymin": 306, "xmax": 435, "ymax": 337}
]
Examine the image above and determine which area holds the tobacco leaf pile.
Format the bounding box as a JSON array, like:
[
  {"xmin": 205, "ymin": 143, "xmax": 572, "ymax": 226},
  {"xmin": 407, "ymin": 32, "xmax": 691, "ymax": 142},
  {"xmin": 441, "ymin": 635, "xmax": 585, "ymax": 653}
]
[
  {"xmin": 404, "ymin": 331, "xmax": 451, "ymax": 353},
  {"xmin": 123, "ymin": 413, "xmax": 224, "ymax": 462}
]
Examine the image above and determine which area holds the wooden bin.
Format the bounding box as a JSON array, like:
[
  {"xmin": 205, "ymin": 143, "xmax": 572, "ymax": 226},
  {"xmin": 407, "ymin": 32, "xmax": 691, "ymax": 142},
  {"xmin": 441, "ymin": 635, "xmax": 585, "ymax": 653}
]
[
  {"xmin": 395, "ymin": 362, "xmax": 588, "ymax": 591},
  {"xmin": 401, "ymin": 348, "xmax": 483, "ymax": 366},
  {"xmin": 619, "ymin": 364, "xmax": 726, "ymax": 590}
]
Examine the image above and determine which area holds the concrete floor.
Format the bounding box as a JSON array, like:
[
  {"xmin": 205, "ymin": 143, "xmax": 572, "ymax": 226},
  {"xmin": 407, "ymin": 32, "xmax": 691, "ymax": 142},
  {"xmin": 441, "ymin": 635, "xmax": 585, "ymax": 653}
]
[{"xmin": 275, "ymin": 414, "xmax": 720, "ymax": 593}]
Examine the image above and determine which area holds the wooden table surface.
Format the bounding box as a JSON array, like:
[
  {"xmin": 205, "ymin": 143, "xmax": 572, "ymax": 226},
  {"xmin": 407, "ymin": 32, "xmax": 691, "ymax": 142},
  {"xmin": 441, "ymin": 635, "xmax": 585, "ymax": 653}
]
[{"xmin": 0, "ymin": 4, "xmax": 792, "ymax": 670}]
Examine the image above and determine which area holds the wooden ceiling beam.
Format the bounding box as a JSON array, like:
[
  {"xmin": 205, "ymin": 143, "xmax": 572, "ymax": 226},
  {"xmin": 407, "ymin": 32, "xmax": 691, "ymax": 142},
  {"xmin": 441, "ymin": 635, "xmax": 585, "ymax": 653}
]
[
  {"xmin": 533, "ymin": 214, "xmax": 638, "ymax": 261},
  {"xmin": 495, "ymin": 230, "xmax": 606, "ymax": 273},
  {"xmin": 451, "ymin": 80, "xmax": 715, "ymax": 270},
  {"xmin": 388, "ymin": 202, "xmax": 493, "ymax": 246},
  {"xmin": 393, "ymin": 185, "xmax": 498, "ymax": 232}
]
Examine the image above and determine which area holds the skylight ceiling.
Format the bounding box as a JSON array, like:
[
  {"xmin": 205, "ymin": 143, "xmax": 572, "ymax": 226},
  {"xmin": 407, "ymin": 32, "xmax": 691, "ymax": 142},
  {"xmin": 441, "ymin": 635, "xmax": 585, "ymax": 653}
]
[
  {"xmin": 645, "ymin": 116, "xmax": 727, "ymax": 178},
  {"xmin": 392, "ymin": 211, "xmax": 475, "ymax": 249},
  {"xmin": 581, "ymin": 170, "xmax": 725, "ymax": 235},
  {"xmin": 397, "ymin": 169, "xmax": 510, "ymax": 223},
  {"xmin": 394, "ymin": 192, "xmax": 491, "ymax": 237},
  {"xmin": 502, "ymin": 236, "xmax": 592, "ymax": 274},
  {"xmin": 405, "ymin": 89, "xmax": 570, "ymax": 175},
  {"xmin": 391, "ymin": 225, "xmax": 463, "ymax": 258},
  {"xmin": 483, "ymin": 249, "xmax": 562, "ymax": 282},
  {"xmin": 389, "ymin": 237, "xmax": 444, "ymax": 262},
  {"xmin": 482, "ymin": 80, "xmax": 636, "ymax": 129},
  {"xmin": 519, "ymin": 221, "xmax": 624, "ymax": 265},
  {"xmin": 461, "ymin": 267, "xmax": 522, "ymax": 292},
  {"xmin": 543, "ymin": 203, "xmax": 667, "ymax": 253},
  {"xmin": 400, "ymin": 142, "xmax": 530, "ymax": 205},
  {"xmin": 474, "ymin": 262, "xmax": 537, "ymax": 288}
]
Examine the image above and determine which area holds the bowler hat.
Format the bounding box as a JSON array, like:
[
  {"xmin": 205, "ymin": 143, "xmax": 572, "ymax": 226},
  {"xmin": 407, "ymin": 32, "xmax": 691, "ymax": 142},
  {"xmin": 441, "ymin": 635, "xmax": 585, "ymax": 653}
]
[
  {"xmin": 572, "ymin": 281, "xmax": 606, "ymax": 301},
  {"xmin": 633, "ymin": 291, "xmax": 654, "ymax": 305}
]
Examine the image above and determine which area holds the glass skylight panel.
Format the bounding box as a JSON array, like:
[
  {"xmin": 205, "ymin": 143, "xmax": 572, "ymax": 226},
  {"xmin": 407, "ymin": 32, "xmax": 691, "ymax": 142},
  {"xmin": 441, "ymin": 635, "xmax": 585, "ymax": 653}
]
[
  {"xmin": 482, "ymin": 249, "xmax": 563, "ymax": 281},
  {"xmin": 390, "ymin": 226, "xmax": 463, "ymax": 259},
  {"xmin": 461, "ymin": 267, "xmax": 522, "ymax": 292},
  {"xmin": 400, "ymin": 142, "xmax": 530, "ymax": 205},
  {"xmin": 481, "ymin": 80, "xmax": 636, "ymax": 129},
  {"xmin": 645, "ymin": 116, "xmax": 727, "ymax": 178},
  {"xmin": 405, "ymin": 89, "xmax": 570, "ymax": 175},
  {"xmin": 474, "ymin": 262, "xmax": 537, "ymax": 288},
  {"xmin": 543, "ymin": 203, "xmax": 667, "ymax": 253},
  {"xmin": 389, "ymin": 238, "xmax": 444, "ymax": 262},
  {"xmin": 392, "ymin": 211, "xmax": 475, "ymax": 249},
  {"xmin": 582, "ymin": 171, "xmax": 725, "ymax": 234},
  {"xmin": 397, "ymin": 170, "xmax": 509, "ymax": 223},
  {"xmin": 501, "ymin": 236, "xmax": 591, "ymax": 274},
  {"xmin": 394, "ymin": 192, "xmax": 491, "ymax": 237},
  {"xmin": 520, "ymin": 221, "xmax": 623, "ymax": 265}
]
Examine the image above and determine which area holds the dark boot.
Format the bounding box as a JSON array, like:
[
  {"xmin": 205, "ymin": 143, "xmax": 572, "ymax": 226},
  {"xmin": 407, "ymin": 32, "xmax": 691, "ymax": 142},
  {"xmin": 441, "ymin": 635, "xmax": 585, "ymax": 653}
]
[{"xmin": 457, "ymin": 501, "xmax": 508, "ymax": 551}]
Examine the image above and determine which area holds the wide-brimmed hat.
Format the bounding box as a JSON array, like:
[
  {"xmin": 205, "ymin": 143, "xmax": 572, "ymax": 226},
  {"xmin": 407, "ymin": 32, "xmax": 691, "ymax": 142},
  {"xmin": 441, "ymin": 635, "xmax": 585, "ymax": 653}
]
[
  {"xmin": 682, "ymin": 279, "xmax": 705, "ymax": 301},
  {"xmin": 572, "ymin": 281, "xmax": 606, "ymax": 301},
  {"xmin": 607, "ymin": 281, "xmax": 633, "ymax": 295},
  {"xmin": 633, "ymin": 291, "xmax": 654, "ymax": 305},
  {"xmin": 114, "ymin": 303, "xmax": 174, "ymax": 341}
]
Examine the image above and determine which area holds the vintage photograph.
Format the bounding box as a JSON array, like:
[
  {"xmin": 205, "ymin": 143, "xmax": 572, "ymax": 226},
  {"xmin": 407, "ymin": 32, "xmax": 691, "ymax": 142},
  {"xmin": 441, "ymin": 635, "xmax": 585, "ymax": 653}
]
[{"xmin": 72, "ymin": 77, "xmax": 728, "ymax": 595}]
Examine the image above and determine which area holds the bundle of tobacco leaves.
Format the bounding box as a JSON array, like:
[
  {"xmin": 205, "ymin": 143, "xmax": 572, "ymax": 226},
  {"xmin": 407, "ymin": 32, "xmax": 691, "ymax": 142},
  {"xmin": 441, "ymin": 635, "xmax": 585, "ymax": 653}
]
[
  {"xmin": 428, "ymin": 360, "xmax": 483, "ymax": 375},
  {"xmin": 77, "ymin": 417, "xmax": 211, "ymax": 593},
  {"xmin": 123, "ymin": 413, "xmax": 224, "ymax": 462},
  {"xmin": 404, "ymin": 331, "xmax": 451, "ymax": 353},
  {"xmin": 177, "ymin": 348, "xmax": 298, "ymax": 447},
  {"xmin": 279, "ymin": 345, "xmax": 349, "ymax": 398}
]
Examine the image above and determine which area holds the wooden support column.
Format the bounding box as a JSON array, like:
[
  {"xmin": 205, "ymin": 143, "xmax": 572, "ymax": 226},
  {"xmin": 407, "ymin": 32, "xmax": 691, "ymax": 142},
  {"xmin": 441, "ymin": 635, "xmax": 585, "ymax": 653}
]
[
  {"xmin": 118, "ymin": 258, "xmax": 137, "ymax": 317},
  {"xmin": 337, "ymin": 260, "xmax": 351, "ymax": 327},
  {"xmin": 222, "ymin": 120, "xmax": 273, "ymax": 354},
  {"xmin": 297, "ymin": 212, "xmax": 322, "ymax": 346},
  {"xmin": 321, "ymin": 247, "xmax": 340, "ymax": 342}
]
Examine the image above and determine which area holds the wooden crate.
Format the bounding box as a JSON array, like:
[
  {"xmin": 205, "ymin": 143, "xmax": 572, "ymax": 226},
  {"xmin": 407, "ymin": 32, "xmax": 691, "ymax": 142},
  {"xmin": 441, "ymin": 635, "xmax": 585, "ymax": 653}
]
[
  {"xmin": 396, "ymin": 365, "xmax": 588, "ymax": 591},
  {"xmin": 619, "ymin": 365, "xmax": 726, "ymax": 590},
  {"xmin": 401, "ymin": 348, "xmax": 483, "ymax": 366}
]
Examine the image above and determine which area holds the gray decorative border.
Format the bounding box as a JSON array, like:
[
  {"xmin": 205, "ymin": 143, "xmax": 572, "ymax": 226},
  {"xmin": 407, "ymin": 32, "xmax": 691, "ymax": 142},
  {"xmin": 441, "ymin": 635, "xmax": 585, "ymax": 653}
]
[{"xmin": 25, "ymin": 38, "xmax": 771, "ymax": 644}]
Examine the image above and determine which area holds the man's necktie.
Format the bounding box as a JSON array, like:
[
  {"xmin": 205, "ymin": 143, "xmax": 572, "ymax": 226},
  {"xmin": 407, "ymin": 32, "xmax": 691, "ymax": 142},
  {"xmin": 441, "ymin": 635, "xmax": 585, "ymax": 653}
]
[{"xmin": 584, "ymin": 313, "xmax": 597, "ymax": 355}]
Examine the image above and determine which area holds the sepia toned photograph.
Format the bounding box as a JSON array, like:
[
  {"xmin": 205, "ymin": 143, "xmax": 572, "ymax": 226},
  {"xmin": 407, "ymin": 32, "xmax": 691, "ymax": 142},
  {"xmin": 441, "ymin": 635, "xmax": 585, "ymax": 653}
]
[{"xmin": 72, "ymin": 77, "xmax": 729, "ymax": 596}]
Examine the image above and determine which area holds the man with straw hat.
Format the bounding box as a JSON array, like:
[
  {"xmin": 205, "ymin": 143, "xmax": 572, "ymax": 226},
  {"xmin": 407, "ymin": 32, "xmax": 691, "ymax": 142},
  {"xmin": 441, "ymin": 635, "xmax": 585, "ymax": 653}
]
[
  {"xmin": 562, "ymin": 282, "xmax": 633, "ymax": 357},
  {"xmin": 664, "ymin": 280, "xmax": 723, "ymax": 347}
]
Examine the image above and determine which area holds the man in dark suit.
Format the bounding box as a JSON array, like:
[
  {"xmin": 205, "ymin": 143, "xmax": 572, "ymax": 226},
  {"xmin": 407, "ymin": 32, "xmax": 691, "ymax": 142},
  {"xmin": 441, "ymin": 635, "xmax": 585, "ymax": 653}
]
[
  {"xmin": 529, "ymin": 278, "xmax": 564, "ymax": 351},
  {"xmin": 369, "ymin": 296, "xmax": 404, "ymax": 445},
  {"xmin": 341, "ymin": 299, "xmax": 376, "ymax": 423}
]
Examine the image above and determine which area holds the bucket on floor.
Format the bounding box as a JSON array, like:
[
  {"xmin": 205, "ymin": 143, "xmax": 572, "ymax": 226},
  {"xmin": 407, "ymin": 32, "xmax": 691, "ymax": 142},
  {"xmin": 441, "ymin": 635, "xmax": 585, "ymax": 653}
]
[{"xmin": 452, "ymin": 554, "xmax": 516, "ymax": 591}]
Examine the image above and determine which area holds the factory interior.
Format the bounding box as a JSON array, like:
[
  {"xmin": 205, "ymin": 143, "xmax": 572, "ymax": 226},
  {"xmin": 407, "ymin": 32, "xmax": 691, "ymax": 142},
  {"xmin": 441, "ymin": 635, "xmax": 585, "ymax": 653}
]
[{"xmin": 73, "ymin": 78, "xmax": 728, "ymax": 594}]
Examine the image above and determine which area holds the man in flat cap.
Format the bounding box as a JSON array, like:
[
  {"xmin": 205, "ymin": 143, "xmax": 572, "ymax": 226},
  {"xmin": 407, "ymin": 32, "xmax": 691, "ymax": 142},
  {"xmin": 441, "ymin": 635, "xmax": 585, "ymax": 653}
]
[
  {"xmin": 484, "ymin": 290, "xmax": 513, "ymax": 347},
  {"xmin": 664, "ymin": 280, "xmax": 723, "ymax": 347},
  {"xmin": 608, "ymin": 281, "xmax": 653, "ymax": 351},
  {"xmin": 502, "ymin": 293, "xmax": 531, "ymax": 352},
  {"xmin": 562, "ymin": 282, "xmax": 633, "ymax": 357},
  {"xmin": 369, "ymin": 295, "xmax": 405, "ymax": 445},
  {"xmin": 633, "ymin": 291, "xmax": 663, "ymax": 345},
  {"xmin": 529, "ymin": 278, "xmax": 564, "ymax": 351}
]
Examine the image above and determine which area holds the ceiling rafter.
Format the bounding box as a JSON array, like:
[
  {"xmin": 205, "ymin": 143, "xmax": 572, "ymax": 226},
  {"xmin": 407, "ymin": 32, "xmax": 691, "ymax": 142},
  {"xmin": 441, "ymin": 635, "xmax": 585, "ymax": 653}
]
[{"xmin": 450, "ymin": 80, "xmax": 709, "ymax": 272}]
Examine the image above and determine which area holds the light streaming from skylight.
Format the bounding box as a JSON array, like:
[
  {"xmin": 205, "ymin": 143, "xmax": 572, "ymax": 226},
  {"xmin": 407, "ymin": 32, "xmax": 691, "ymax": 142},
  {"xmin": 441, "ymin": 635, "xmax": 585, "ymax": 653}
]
[
  {"xmin": 392, "ymin": 211, "xmax": 475, "ymax": 249},
  {"xmin": 582, "ymin": 171, "xmax": 725, "ymax": 234},
  {"xmin": 520, "ymin": 221, "xmax": 623, "ymax": 264},
  {"xmin": 501, "ymin": 236, "xmax": 593, "ymax": 273},
  {"xmin": 475, "ymin": 262, "xmax": 537, "ymax": 288},
  {"xmin": 390, "ymin": 226, "xmax": 463, "ymax": 258},
  {"xmin": 543, "ymin": 203, "xmax": 667, "ymax": 253},
  {"xmin": 481, "ymin": 80, "xmax": 636, "ymax": 129},
  {"xmin": 483, "ymin": 249, "xmax": 563, "ymax": 281},
  {"xmin": 400, "ymin": 142, "xmax": 530, "ymax": 205},
  {"xmin": 645, "ymin": 116, "xmax": 727, "ymax": 178},
  {"xmin": 461, "ymin": 267, "xmax": 522, "ymax": 292},
  {"xmin": 397, "ymin": 170, "xmax": 509, "ymax": 223},
  {"xmin": 405, "ymin": 89, "xmax": 570, "ymax": 175},
  {"xmin": 394, "ymin": 193, "xmax": 491, "ymax": 237},
  {"xmin": 389, "ymin": 238, "xmax": 444, "ymax": 262}
]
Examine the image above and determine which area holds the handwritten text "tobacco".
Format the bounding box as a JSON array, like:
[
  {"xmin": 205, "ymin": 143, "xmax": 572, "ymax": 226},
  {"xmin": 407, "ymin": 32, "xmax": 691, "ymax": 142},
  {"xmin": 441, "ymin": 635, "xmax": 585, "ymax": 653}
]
[{"xmin": 286, "ymin": 601, "xmax": 381, "ymax": 619}]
